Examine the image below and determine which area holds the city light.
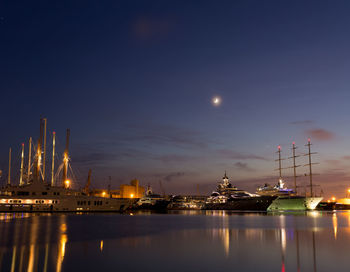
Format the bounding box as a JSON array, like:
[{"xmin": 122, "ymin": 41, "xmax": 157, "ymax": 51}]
[{"xmin": 64, "ymin": 180, "xmax": 70, "ymax": 189}]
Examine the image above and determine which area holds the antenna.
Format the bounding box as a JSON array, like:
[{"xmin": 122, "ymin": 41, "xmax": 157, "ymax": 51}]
[
  {"xmin": 159, "ymin": 180, "xmax": 165, "ymax": 197},
  {"xmin": 108, "ymin": 176, "xmax": 112, "ymax": 195}
]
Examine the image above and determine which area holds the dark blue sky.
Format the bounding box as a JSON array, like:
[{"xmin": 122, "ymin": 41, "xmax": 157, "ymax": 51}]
[{"xmin": 2, "ymin": 0, "xmax": 350, "ymax": 197}]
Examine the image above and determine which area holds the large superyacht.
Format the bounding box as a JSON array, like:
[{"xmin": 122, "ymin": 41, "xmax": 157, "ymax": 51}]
[
  {"xmin": 205, "ymin": 172, "xmax": 277, "ymax": 211},
  {"xmin": 0, "ymin": 119, "xmax": 134, "ymax": 212},
  {"xmin": 258, "ymin": 142, "xmax": 322, "ymax": 211}
]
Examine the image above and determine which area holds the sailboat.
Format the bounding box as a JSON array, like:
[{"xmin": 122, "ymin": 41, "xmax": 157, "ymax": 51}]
[
  {"xmin": 0, "ymin": 118, "xmax": 134, "ymax": 212},
  {"xmin": 257, "ymin": 140, "xmax": 323, "ymax": 211}
]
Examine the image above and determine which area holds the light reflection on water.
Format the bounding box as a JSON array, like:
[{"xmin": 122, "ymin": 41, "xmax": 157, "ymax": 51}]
[{"xmin": 0, "ymin": 211, "xmax": 350, "ymax": 271}]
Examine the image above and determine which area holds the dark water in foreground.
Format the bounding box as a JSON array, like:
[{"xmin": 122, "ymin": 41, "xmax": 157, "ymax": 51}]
[{"xmin": 0, "ymin": 210, "xmax": 349, "ymax": 272}]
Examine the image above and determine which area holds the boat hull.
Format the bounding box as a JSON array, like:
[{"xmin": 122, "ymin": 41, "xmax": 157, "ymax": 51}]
[
  {"xmin": 132, "ymin": 200, "xmax": 170, "ymax": 211},
  {"xmin": 205, "ymin": 196, "xmax": 277, "ymax": 211},
  {"xmin": 0, "ymin": 197, "xmax": 134, "ymax": 212},
  {"xmin": 267, "ymin": 196, "xmax": 323, "ymax": 211}
]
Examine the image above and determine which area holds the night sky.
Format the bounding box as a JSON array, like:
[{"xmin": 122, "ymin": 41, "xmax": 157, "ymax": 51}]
[{"xmin": 2, "ymin": 1, "xmax": 350, "ymax": 198}]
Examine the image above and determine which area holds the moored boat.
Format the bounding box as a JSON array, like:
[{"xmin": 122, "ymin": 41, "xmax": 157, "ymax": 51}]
[
  {"xmin": 260, "ymin": 142, "xmax": 323, "ymax": 211},
  {"xmin": 204, "ymin": 172, "xmax": 277, "ymax": 211},
  {"xmin": 133, "ymin": 185, "xmax": 169, "ymax": 210},
  {"xmin": 0, "ymin": 119, "xmax": 135, "ymax": 212}
]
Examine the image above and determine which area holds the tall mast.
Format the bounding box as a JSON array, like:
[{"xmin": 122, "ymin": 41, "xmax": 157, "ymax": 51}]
[
  {"xmin": 42, "ymin": 118, "xmax": 47, "ymax": 180},
  {"xmin": 62, "ymin": 129, "xmax": 70, "ymax": 186},
  {"xmin": 7, "ymin": 148, "xmax": 11, "ymax": 186},
  {"xmin": 306, "ymin": 138, "xmax": 314, "ymax": 197},
  {"xmin": 34, "ymin": 119, "xmax": 43, "ymax": 182},
  {"xmin": 51, "ymin": 131, "xmax": 56, "ymax": 186},
  {"xmin": 290, "ymin": 142, "xmax": 301, "ymax": 194},
  {"xmin": 27, "ymin": 137, "xmax": 32, "ymax": 182},
  {"xmin": 19, "ymin": 143, "xmax": 25, "ymax": 186},
  {"xmin": 277, "ymin": 145, "xmax": 282, "ymax": 179}
]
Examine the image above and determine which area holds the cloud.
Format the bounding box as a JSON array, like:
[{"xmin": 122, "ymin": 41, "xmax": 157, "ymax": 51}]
[
  {"xmin": 290, "ymin": 120, "xmax": 314, "ymax": 125},
  {"xmin": 155, "ymin": 154, "xmax": 198, "ymax": 163},
  {"xmin": 233, "ymin": 162, "xmax": 254, "ymax": 171},
  {"xmin": 73, "ymin": 152, "xmax": 118, "ymax": 165},
  {"xmin": 217, "ymin": 149, "xmax": 267, "ymax": 161},
  {"xmin": 121, "ymin": 123, "xmax": 211, "ymax": 149},
  {"xmin": 343, "ymin": 156, "xmax": 350, "ymax": 160},
  {"xmin": 152, "ymin": 172, "xmax": 186, "ymax": 182},
  {"xmin": 132, "ymin": 17, "xmax": 173, "ymax": 39},
  {"xmin": 305, "ymin": 129, "xmax": 335, "ymax": 141},
  {"xmin": 164, "ymin": 172, "xmax": 185, "ymax": 182}
]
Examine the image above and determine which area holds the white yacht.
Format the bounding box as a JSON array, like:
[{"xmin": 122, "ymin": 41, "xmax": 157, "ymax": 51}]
[
  {"xmin": 0, "ymin": 179, "xmax": 133, "ymax": 212},
  {"xmin": 0, "ymin": 118, "xmax": 134, "ymax": 212}
]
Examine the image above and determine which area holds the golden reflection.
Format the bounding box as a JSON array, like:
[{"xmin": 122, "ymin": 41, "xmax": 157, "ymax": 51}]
[
  {"xmin": 0, "ymin": 213, "xmax": 71, "ymax": 272},
  {"xmin": 27, "ymin": 244, "xmax": 35, "ymax": 272},
  {"xmin": 332, "ymin": 213, "xmax": 338, "ymax": 240},
  {"xmin": 18, "ymin": 245, "xmax": 25, "ymax": 272},
  {"xmin": 44, "ymin": 215, "xmax": 52, "ymax": 272},
  {"xmin": 56, "ymin": 215, "xmax": 68, "ymax": 272},
  {"xmin": 309, "ymin": 211, "xmax": 320, "ymax": 218},
  {"xmin": 100, "ymin": 240, "xmax": 104, "ymax": 252},
  {"xmin": 10, "ymin": 246, "xmax": 16, "ymax": 272},
  {"xmin": 27, "ymin": 216, "xmax": 39, "ymax": 272}
]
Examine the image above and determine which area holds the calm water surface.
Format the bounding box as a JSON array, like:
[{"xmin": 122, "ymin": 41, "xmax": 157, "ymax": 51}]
[{"xmin": 0, "ymin": 210, "xmax": 349, "ymax": 272}]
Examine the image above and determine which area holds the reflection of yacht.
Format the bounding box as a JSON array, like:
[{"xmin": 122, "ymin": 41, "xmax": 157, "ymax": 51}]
[
  {"xmin": 0, "ymin": 119, "xmax": 134, "ymax": 212},
  {"xmin": 134, "ymin": 185, "xmax": 169, "ymax": 210},
  {"xmin": 261, "ymin": 143, "xmax": 322, "ymax": 211},
  {"xmin": 205, "ymin": 172, "xmax": 277, "ymax": 211}
]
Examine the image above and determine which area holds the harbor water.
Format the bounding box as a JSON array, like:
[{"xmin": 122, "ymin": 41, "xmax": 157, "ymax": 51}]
[{"xmin": 0, "ymin": 211, "xmax": 349, "ymax": 271}]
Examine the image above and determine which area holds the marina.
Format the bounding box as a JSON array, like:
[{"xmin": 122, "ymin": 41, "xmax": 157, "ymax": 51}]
[{"xmin": 3, "ymin": 1, "xmax": 350, "ymax": 271}]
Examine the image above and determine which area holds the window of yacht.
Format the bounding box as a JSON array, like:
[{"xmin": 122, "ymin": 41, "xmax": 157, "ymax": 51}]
[
  {"xmin": 17, "ymin": 191, "xmax": 29, "ymax": 196},
  {"xmin": 42, "ymin": 192, "xmax": 47, "ymax": 195}
]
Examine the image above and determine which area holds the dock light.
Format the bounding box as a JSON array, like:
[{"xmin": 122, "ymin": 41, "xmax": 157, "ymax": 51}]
[
  {"xmin": 64, "ymin": 179, "xmax": 70, "ymax": 189},
  {"xmin": 130, "ymin": 194, "xmax": 134, "ymax": 198},
  {"xmin": 348, "ymin": 189, "xmax": 350, "ymax": 194},
  {"xmin": 102, "ymin": 191, "xmax": 106, "ymax": 197}
]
